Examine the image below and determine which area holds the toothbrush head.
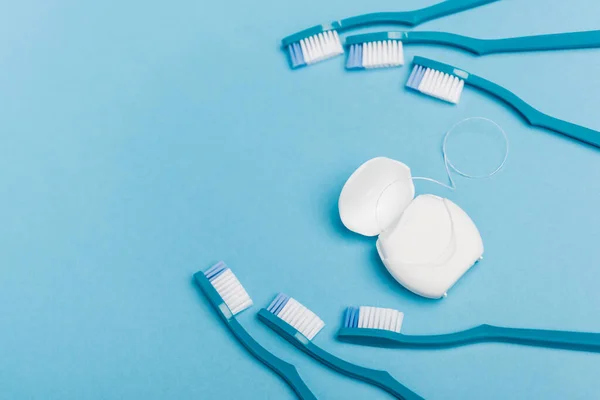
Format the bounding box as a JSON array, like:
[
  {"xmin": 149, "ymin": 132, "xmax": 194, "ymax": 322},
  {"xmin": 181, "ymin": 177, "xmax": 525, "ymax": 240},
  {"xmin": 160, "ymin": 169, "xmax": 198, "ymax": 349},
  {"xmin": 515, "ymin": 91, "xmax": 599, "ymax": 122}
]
[
  {"xmin": 345, "ymin": 32, "xmax": 407, "ymax": 70},
  {"xmin": 282, "ymin": 26, "xmax": 345, "ymax": 69},
  {"xmin": 267, "ymin": 293, "xmax": 325, "ymax": 340},
  {"xmin": 344, "ymin": 306, "xmax": 404, "ymax": 333},
  {"xmin": 203, "ymin": 261, "xmax": 253, "ymax": 315},
  {"xmin": 406, "ymin": 56, "xmax": 467, "ymax": 104}
]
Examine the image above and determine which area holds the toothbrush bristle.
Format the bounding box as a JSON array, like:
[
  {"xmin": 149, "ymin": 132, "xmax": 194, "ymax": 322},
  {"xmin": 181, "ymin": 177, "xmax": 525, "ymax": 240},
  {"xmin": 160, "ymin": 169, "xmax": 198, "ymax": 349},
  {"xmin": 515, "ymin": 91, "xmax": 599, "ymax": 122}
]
[
  {"xmin": 267, "ymin": 293, "xmax": 325, "ymax": 340},
  {"xmin": 204, "ymin": 261, "xmax": 253, "ymax": 315},
  {"xmin": 346, "ymin": 40, "xmax": 404, "ymax": 70},
  {"xmin": 288, "ymin": 30, "xmax": 344, "ymax": 69},
  {"xmin": 406, "ymin": 64, "xmax": 465, "ymax": 104},
  {"xmin": 343, "ymin": 306, "xmax": 360, "ymax": 328},
  {"xmin": 344, "ymin": 306, "xmax": 404, "ymax": 333}
]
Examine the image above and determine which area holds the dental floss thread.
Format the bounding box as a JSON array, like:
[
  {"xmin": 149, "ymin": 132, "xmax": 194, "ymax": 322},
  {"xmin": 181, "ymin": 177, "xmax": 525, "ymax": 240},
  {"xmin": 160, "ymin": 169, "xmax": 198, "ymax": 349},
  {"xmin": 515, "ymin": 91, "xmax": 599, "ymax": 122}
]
[
  {"xmin": 375, "ymin": 117, "xmax": 508, "ymax": 232},
  {"xmin": 412, "ymin": 117, "xmax": 509, "ymax": 190}
]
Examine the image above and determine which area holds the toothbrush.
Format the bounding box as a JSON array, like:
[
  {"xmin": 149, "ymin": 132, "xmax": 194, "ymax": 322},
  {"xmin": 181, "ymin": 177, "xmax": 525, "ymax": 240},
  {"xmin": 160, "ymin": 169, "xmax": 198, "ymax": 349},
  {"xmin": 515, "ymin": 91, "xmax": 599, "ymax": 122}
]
[
  {"xmin": 257, "ymin": 293, "xmax": 424, "ymax": 400},
  {"xmin": 337, "ymin": 306, "xmax": 600, "ymax": 352},
  {"xmin": 345, "ymin": 29, "xmax": 600, "ymax": 69},
  {"xmin": 405, "ymin": 56, "xmax": 600, "ymax": 148},
  {"xmin": 283, "ymin": 0, "xmax": 499, "ymax": 69},
  {"xmin": 193, "ymin": 262, "xmax": 317, "ymax": 400}
]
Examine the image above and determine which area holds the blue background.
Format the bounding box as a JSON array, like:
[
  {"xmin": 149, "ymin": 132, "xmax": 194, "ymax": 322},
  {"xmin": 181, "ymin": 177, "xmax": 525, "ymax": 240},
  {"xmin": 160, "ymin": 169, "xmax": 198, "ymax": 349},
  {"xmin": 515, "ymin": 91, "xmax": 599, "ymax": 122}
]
[{"xmin": 1, "ymin": 0, "xmax": 600, "ymax": 399}]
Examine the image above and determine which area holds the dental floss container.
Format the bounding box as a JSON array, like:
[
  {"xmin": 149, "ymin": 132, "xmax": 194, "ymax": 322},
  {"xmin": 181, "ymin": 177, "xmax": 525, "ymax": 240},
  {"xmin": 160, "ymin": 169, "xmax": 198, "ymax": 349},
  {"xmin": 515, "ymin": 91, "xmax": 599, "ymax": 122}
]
[{"xmin": 338, "ymin": 157, "xmax": 484, "ymax": 299}]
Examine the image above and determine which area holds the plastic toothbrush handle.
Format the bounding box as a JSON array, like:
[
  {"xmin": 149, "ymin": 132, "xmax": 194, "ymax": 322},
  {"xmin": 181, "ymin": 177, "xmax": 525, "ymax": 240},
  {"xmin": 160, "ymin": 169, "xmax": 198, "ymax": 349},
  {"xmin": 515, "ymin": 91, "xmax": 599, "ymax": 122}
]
[
  {"xmin": 335, "ymin": 0, "xmax": 498, "ymax": 30},
  {"xmin": 339, "ymin": 0, "xmax": 498, "ymax": 29},
  {"xmin": 397, "ymin": 31, "xmax": 487, "ymax": 54},
  {"xmin": 227, "ymin": 320, "xmax": 318, "ymax": 400},
  {"xmin": 484, "ymin": 325, "xmax": 600, "ymax": 352},
  {"xmin": 337, "ymin": 326, "xmax": 600, "ymax": 352},
  {"xmin": 337, "ymin": 326, "xmax": 489, "ymax": 348},
  {"xmin": 194, "ymin": 274, "xmax": 317, "ymax": 400},
  {"xmin": 479, "ymin": 30, "xmax": 600, "ymax": 55},
  {"xmin": 304, "ymin": 342, "xmax": 424, "ymax": 400},
  {"xmin": 467, "ymin": 74, "xmax": 600, "ymax": 148},
  {"xmin": 281, "ymin": 0, "xmax": 498, "ymax": 47},
  {"xmin": 401, "ymin": 30, "xmax": 600, "ymax": 55},
  {"xmin": 257, "ymin": 309, "xmax": 423, "ymax": 400}
]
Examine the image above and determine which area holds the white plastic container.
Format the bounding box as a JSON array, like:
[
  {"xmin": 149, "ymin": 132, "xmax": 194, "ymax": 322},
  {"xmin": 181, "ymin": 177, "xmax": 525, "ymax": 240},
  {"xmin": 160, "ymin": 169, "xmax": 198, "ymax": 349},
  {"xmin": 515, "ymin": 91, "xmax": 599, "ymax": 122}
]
[{"xmin": 339, "ymin": 157, "xmax": 483, "ymax": 299}]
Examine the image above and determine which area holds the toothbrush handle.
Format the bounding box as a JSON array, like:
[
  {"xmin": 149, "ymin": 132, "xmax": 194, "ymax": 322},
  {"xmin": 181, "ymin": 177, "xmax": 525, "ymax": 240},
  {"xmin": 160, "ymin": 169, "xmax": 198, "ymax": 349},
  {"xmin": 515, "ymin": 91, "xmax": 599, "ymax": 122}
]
[
  {"xmin": 258, "ymin": 309, "xmax": 423, "ymax": 400},
  {"xmin": 337, "ymin": 326, "xmax": 488, "ymax": 348},
  {"xmin": 402, "ymin": 30, "xmax": 600, "ymax": 55},
  {"xmin": 338, "ymin": 326, "xmax": 600, "ymax": 353},
  {"xmin": 468, "ymin": 74, "xmax": 600, "ymax": 148},
  {"xmin": 402, "ymin": 31, "xmax": 487, "ymax": 54},
  {"xmin": 486, "ymin": 325, "xmax": 600, "ymax": 352},
  {"xmin": 481, "ymin": 30, "xmax": 600, "ymax": 55},
  {"xmin": 305, "ymin": 342, "xmax": 424, "ymax": 400},
  {"xmin": 281, "ymin": 0, "xmax": 497, "ymax": 47},
  {"xmin": 229, "ymin": 320, "xmax": 318, "ymax": 400},
  {"xmin": 339, "ymin": 0, "xmax": 498, "ymax": 29}
]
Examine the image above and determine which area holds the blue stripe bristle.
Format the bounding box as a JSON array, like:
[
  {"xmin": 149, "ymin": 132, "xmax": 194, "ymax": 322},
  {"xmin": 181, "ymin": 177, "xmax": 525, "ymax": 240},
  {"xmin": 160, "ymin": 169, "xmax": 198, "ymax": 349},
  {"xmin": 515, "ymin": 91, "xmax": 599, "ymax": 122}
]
[
  {"xmin": 204, "ymin": 261, "xmax": 228, "ymax": 281},
  {"xmin": 350, "ymin": 307, "xmax": 359, "ymax": 328},
  {"xmin": 288, "ymin": 43, "xmax": 306, "ymax": 69},
  {"xmin": 268, "ymin": 293, "xmax": 290, "ymax": 315},
  {"xmin": 343, "ymin": 307, "xmax": 352, "ymax": 327},
  {"xmin": 345, "ymin": 44, "xmax": 363, "ymax": 70},
  {"xmin": 406, "ymin": 65, "xmax": 426, "ymax": 90},
  {"xmin": 267, "ymin": 293, "xmax": 284, "ymax": 312},
  {"xmin": 343, "ymin": 307, "xmax": 360, "ymax": 328}
]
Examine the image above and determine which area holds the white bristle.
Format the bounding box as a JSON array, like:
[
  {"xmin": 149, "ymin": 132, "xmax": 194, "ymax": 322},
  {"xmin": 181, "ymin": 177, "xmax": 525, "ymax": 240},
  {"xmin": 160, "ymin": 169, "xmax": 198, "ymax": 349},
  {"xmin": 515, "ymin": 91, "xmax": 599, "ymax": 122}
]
[
  {"xmin": 210, "ymin": 269, "xmax": 253, "ymax": 315},
  {"xmin": 362, "ymin": 40, "xmax": 404, "ymax": 69},
  {"xmin": 413, "ymin": 66, "xmax": 465, "ymax": 104},
  {"xmin": 278, "ymin": 298, "xmax": 325, "ymax": 340},
  {"xmin": 299, "ymin": 30, "xmax": 344, "ymax": 65},
  {"xmin": 359, "ymin": 306, "xmax": 404, "ymax": 333}
]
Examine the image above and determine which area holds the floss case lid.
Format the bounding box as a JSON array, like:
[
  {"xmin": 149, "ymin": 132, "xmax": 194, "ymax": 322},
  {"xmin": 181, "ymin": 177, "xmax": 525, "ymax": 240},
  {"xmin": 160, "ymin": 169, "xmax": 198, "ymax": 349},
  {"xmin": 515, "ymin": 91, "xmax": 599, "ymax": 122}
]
[{"xmin": 338, "ymin": 157, "xmax": 415, "ymax": 237}]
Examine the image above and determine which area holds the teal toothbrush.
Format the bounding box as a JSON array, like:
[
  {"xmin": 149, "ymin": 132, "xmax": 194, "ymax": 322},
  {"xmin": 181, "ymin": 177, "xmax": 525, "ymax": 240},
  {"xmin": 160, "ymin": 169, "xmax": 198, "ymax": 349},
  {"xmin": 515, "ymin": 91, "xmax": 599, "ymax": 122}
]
[
  {"xmin": 284, "ymin": 0, "xmax": 499, "ymax": 68},
  {"xmin": 405, "ymin": 55, "xmax": 600, "ymax": 148},
  {"xmin": 337, "ymin": 306, "xmax": 600, "ymax": 352},
  {"xmin": 258, "ymin": 293, "xmax": 424, "ymax": 400},
  {"xmin": 345, "ymin": 30, "xmax": 600, "ymax": 69},
  {"xmin": 194, "ymin": 263, "xmax": 317, "ymax": 400}
]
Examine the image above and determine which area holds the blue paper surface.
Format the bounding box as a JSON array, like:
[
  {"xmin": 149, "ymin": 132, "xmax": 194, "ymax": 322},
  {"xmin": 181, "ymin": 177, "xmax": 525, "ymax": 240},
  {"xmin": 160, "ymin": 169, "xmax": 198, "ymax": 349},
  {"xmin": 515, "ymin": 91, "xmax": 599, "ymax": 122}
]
[{"xmin": 1, "ymin": 0, "xmax": 600, "ymax": 398}]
